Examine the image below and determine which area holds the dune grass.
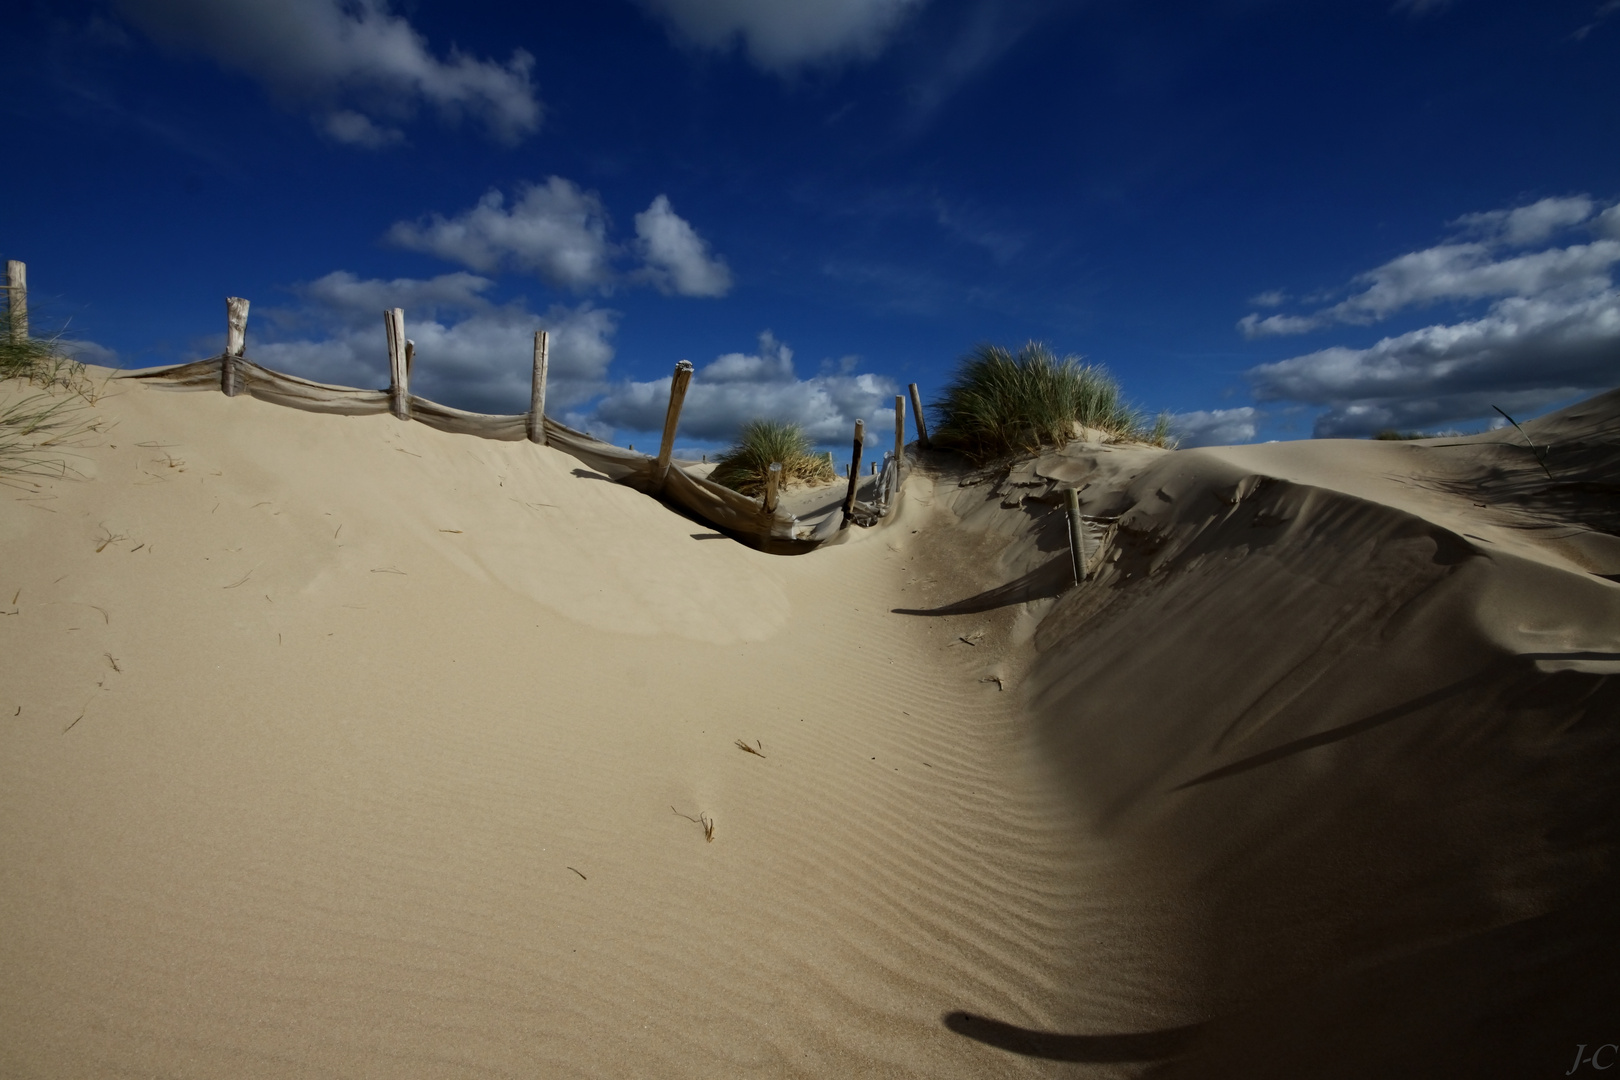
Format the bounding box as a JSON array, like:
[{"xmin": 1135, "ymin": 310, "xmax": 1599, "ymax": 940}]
[
  {"xmin": 709, "ymin": 419, "xmax": 836, "ymax": 497},
  {"xmin": 929, "ymin": 341, "xmax": 1173, "ymax": 464},
  {"xmin": 0, "ymin": 327, "xmax": 101, "ymax": 483}
]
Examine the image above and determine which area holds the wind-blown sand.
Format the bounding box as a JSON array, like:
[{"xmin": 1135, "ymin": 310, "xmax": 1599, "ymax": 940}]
[{"xmin": 3, "ymin": 373, "xmax": 1617, "ymax": 1077}]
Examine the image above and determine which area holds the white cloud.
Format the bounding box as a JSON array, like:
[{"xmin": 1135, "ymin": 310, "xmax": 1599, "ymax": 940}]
[
  {"xmin": 1242, "ymin": 196, "xmax": 1620, "ymax": 437},
  {"xmin": 1249, "ymin": 289, "xmax": 1288, "ymax": 308},
  {"xmin": 390, "ymin": 182, "xmax": 734, "ymax": 299},
  {"xmin": 1454, "ymin": 195, "xmax": 1595, "ymax": 247},
  {"xmin": 112, "ymin": 0, "xmax": 540, "ymax": 145},
  {"xmin": 387, "ymin": 178, "xmax": 615, "ymax": 291},
  {"xmin": 1249, "ymin": 289, "xmax": 1620, "ymax": 437},
  {"xmin": 591, "ymin": 331, "xmax": 898, "ymax": 444},
  {"xmin": 321, "ymin": 109, "xmax": 403, "ymax": 148},
  {"xmin": 638, "ymin": 0, "xmax": 928, "ymax": 72},
  {"xmin": 632, "ymin": 195, "xmax": 734, "ymax": 297},
  {"xmin": 252, "ymin": 270, "xmax": 616, "ymax": 414},
  {"xmin": 1172, "ymin": 407, "xmax": 1260, "ymax": 448}
]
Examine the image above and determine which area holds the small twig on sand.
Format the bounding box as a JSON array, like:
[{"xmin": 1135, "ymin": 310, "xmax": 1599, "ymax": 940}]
[
  {"xmin": 735, "ymin": 738, "xmax": 766, "ymax": 758},
  {"xmin": 104, "ymin": 653, "xmax": 120, "ymax": 673},
  {"xmin": 671, "ymin": 806, "xmax": 716, "ymax": 842},
  {"xmin": 1491, "ymin": 405, "xmax": 1555, "ymax": 481},
  {"xmin": 567, "ymin": 866, "xmax": 587, "ymax": 881}
]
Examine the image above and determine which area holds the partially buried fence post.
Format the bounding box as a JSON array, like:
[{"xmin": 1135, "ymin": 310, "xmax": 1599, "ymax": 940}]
[
  {"xmin": 764, "ymin": 461, "xmax": 782, "ymax": 513},
  {"xmin": 894, "ymin": 394, "xmax": 905, "ymax": 487},
  {"xmin": 527, "ymin": 329, "xmax": 549, "ymax": 445},
  {"xmin": 384, "ymin": 308, "xmax": 410, "ymax": 421},
  {"xmin": 908, "ymin": 383, "xmax": 929, "ymax": 448},
  {"xmin": 5, "ymin": 260, "xmax": 26, "ymax": 343},
  {"xmin": 841, "ymin": 419, "xmax": 865, "ymax": 529},
  {"xmin": 222, "ymin": 296, "xmax": 249, "ymax": 397},
  {"xmin": 1065, "ymin": 487, "xmax": 1088, "ymax": 586},
  {"xmin": 655, "ymin": 359, "xmax": 694, "ymax": 491}
]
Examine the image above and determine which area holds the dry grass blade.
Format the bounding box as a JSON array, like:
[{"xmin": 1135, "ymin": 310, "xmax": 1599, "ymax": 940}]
[{"xmin": 735, "ymin": 738, "xmax": 766, "ymax": 758}]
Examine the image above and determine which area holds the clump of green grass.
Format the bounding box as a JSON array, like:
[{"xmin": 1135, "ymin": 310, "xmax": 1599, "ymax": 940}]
[
  {"xmin": 709, "ymin": 419, "xmax": 836, "ymax": 496},
  {"xmin": 929, "ymin": 341, "xmax": 1173, "ymax": 464},
  {"xmin": 1, "ymin": 325, "xmax": 101, "ymax": 483}
]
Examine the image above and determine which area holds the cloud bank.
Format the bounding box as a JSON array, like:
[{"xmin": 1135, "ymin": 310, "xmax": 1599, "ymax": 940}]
[
  {"xmin": 637, "ymin": 0, "xmax": 928, "ymax": 72},
  {"xmin": 112, "ymin": 0, "xmax": 540, "ymax": 146},
  {"xmin": 253, "ymin": 270, "xmax": 615, "ymax": 414},
  {"xmin": 389, "ymin": 181, "xmax": 732, "ymax": 297},
  {"xmin": 1171, "ymin": 407, "xmax": 1261, "ymax": 448},
  {"xmin": 592, "ymin": 331, "xmax": 898, "ymax": 445},
  {"xmin": 1242, "ymin": 195, "xmax": 1620, "ymax": 436}
]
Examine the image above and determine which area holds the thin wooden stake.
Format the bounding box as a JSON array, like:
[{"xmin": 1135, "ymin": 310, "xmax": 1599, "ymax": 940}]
[
  {"xmin": 4, "ymin": 260, "xmax": 25, "ymax": 343},
  {"xmin": 404, "ymin": 339, "xmax": 415, "ymax": 378},
  {"xmin": 1065, "ymin": 487, "xmax": 1087, "ymax": 586},
  {"xmin": 841, "ymin": 419, "xmax": 865, "ymax": 529},
  {"xmin": 528, "ymin": 329, "xmax": 550, "ymax": 445},
  {"xmin": 893, "ymin": 394, "xmax": 905, "ymax": 489},
  {"xmin": 908, "ymin": 383, "xmax": 929, "ymax": 448},
  {"xmin": 655, "ymin": 360, "xmax": 694, "ymax": 490},
  {"xmin": 222, "ymin": 296, "xmax": 249, "ymax": 397},
  {"xmin": 764, "ymin": 461, "xmax": 782, "ymax": 513},
  {"xmin": 385, "ymin": 308, "xmax": 410, "ymax": 421}
]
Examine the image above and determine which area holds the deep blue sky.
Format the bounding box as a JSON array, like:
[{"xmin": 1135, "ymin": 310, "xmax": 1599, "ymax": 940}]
[{"xmin": 4, "ymin": 0, "xmax": 1618, "ymax": 449}]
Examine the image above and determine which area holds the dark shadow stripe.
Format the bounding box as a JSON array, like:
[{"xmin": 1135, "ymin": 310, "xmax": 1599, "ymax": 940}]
[
  {"xmin": 894, "ymin": 557, "xmax": 1072, "ymax": 616},
  {"xmin": 943, "ymin": 1012, "xmax": 1205, "ymax": 1062}
]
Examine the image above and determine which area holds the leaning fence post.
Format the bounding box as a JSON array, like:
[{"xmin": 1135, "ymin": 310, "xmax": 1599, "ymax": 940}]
[
  {"xmin": 384, "ymin": 308, "xmax": 410, "ymax": 421},
  {"xmin": 894, "ymin": 394, "xmax": 905, "ymax": 484},
  {"xmin": 908, "ymin": 383, "xmax": 929, "ymax": 448},
  {"xmin": 404, "ymin": 339, "xmax": 416, "ymax": 378},
  {"xmin": 655, "ymin": 360, "xmax": 694, "ymax": 491},
  {"xmin": 527, "ymin": 329, "xmax": 550, "ymax": 445},
  {"xmin": 1065, "ymin": 487, "xmax": 1088, "ymax": 586},
  {"xmin": 5, "ymin": 261, "xmax": 26, "ymax": 343},
  {"xmin": 222, "ymin": 296, "xmax": 249, "ymax": 397},
  {"xmin": 764, "ymin": 461, "xmax": 782, "ymax": 513},
  {"xmin": 840, "ymin": 419, "xmax": 865, "ymax": 529}
]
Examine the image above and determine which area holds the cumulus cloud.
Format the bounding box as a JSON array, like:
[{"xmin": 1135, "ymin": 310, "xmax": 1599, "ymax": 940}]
[
  {"xmin": 1239, "ymin": 196, "xmax": 1614, "ymax": 339},
  {"xmin": 1171, "ymin": 407, "xmax": 1260, "ymax": 448},
  {"xmin": 388, "ymin": 178, "xmax": 614, "ymax": 291},
  {"xmin": 112, "ymin": 0, "xmax": 540, "ymax": 145},
  {"xmin": 592, "ymin": 331, "xmax": 898, "ymax": 444},
  {"xmin": 390, "ymin": 182, "xmax": 733, "ymax": 298},
  {"xmin": 638, "ymin": 0, "xmax": 928, "ymax": 72},
  {"xmin": 632, "ymin": 195, "xmax": 734, "ymax": 297},
  {"xmin": 252, "ymin": 270, "xmax": 616, "ymax": 414},
  {"xmin": 1243, "ymin": 196, "xmax": 1620, "ymax": 437}
]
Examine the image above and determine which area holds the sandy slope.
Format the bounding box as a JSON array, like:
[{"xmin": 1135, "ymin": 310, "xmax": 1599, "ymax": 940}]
[{"xmin": 3, "ymin": 373, "xmax": 1618, "ymax": 1077}]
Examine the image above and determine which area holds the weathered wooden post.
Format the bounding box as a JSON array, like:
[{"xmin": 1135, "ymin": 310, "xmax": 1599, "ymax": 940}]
[
  {"xmin": 893, "ymin": 394, "xmax": 905, "ymax": 487},
  {"xmin": 1065, "ymin": 487, "xmax": 1088, "ymax": 586},
  {"xmin": 764, "ymin": 461, "xmax": 782, "ymax": 513},
  {"xmin": 527, "ymin": 329, "xmax": 550, "ymax": 445},
  {"xmin": 908, "ymin": 382, "xmax": 929, "ymax": 448},
  {"xmin": 222, "ymin": 296, "xmax": 249, "ymax": 397},
  {"xmin": 5, "ymin": 261, "xmax": 26, "ymax": 343},
  {"xmin": 840, "ymin": 419, "xmax": 865, "ymax": 529},
  {"xmin": 655, "ymin": 360, "xmax": 694, "ymax": 491},
  {"xmin": 384, "ymin": 308, "xmax": 410, "ymax": 421},
  {"xmin": 404, "ymin": 339, "xmax": 416, "ymax": 378}
]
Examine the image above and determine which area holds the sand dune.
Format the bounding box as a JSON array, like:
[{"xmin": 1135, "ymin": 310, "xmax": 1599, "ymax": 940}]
[{"xmin": 3, "ymin": 373, "xmax": 1617, "ymax": 1077}]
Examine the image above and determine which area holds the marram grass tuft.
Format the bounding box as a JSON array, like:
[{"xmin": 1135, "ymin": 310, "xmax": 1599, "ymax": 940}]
[{"xmin": 709, "ymin": 419, "xmax": 836, "ymax": 497}]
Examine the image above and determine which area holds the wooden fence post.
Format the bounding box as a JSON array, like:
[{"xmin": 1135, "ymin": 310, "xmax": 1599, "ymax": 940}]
[
  {"xmin": 222, "ymin": 296, "xmax": 249, "ymax": 397},
  {"xmin": 1065, "ymin": 487, "xmax": 1088, "ymax": 586},
  {"xmin": 908, "ymin": 383, "xmax": 929, "ymax": 448},
  {"xmin": 655, "ymin": 360, "xmax": 694, "ymax": 490},
  {"xmin": 527, "ymin": 329, "xmax": 549, "ymax": 445},
  {"xmin": 894, "ymin": 394, "xmax": 904, "ymax": 486},
  {"xmin": 404, "ymin": 340, "xmax": 416, "ymax": 378},
  {"xmin": 840, "ymin": 419, "xmax": 865, "ymax": 529},
  {"xmin": 764, "ymin": 461, "xmax": 782, "ymax": 513},
  {"xmin": 384, "ymin": 308, "xmax": 410, "ymax": 421},
  {"xmin": 6, "ymin": 260, "xmax": 26, "ymax": 343}
]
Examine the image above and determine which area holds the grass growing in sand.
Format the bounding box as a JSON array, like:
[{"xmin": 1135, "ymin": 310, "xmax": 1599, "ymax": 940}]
[
  {"xmin": 709, "ymin": 419, "xmax": 836, "ymax": 496},
  {"xmin": 929, "ymin": 341, "xmax": 1173, "ymax": 464},
  {"xmin": 0, "ymin": 329, "xmax": 101, "ymax": 483}
]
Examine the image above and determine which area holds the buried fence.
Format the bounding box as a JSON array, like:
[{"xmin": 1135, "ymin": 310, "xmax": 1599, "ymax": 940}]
[{"xmin": 103, "ymin": 290, "xmax": 928, "ymax": 553}]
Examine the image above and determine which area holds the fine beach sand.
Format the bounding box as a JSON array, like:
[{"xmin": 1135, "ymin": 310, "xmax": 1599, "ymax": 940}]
[{"xmin": 3, "ymin": 371, "xmax": 1618, "ymax": 1077}]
